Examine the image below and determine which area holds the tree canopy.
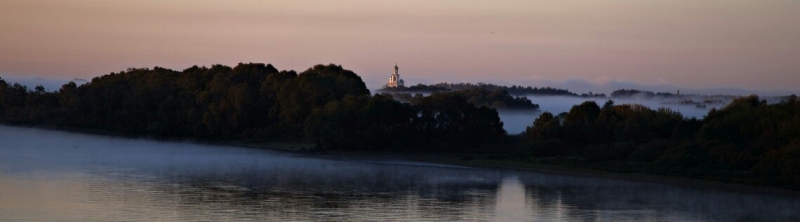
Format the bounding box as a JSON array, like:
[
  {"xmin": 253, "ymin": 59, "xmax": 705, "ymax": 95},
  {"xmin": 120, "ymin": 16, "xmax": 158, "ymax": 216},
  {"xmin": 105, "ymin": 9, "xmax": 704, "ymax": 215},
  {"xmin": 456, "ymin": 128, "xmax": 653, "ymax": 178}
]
[
  {"xmin": 0, "ymin": 63, "xmax": 504, "ymax": 152},
  {"xmin": 2, "ymin": 63, "xmax": 798, "ymax": 189},
  {"xmin": 522, "ymin": 96, "xmax": 800, "ymax": 189}
]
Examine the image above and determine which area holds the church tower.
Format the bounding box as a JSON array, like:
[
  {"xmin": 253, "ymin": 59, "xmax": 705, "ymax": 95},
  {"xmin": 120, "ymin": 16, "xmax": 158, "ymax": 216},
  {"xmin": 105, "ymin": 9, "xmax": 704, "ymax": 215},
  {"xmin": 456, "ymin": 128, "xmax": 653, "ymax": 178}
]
[{"xmin": 387, "ymin": 63, "xmax": 404, "ymax": 88}]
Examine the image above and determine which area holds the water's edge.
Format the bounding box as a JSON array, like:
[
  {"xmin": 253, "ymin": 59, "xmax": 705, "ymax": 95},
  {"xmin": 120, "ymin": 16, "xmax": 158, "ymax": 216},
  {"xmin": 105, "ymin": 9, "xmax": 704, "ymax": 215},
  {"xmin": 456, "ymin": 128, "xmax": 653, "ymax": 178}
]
[{"xmin": 5, "ymin": 123, "xmax": 799, "ymax": 198}]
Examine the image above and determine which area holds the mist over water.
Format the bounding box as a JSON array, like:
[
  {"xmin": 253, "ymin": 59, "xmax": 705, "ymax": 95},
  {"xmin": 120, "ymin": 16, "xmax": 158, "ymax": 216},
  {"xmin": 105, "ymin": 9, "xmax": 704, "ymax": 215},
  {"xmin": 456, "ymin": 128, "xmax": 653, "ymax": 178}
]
[
  {"xmin": 1, "ymin": 125, "xmax": 797, "ymax": 221},
  {"xmin": 499, "ymin": 95, "xmax": 727, "ymax": 134}
]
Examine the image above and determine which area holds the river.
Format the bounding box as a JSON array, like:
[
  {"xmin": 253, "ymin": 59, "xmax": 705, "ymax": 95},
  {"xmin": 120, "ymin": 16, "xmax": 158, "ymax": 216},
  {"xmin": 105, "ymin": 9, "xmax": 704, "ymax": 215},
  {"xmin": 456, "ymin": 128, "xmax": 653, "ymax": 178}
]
[{"xmin": 0, "ymin": 125, "xmax": 797, "ymax": 221}]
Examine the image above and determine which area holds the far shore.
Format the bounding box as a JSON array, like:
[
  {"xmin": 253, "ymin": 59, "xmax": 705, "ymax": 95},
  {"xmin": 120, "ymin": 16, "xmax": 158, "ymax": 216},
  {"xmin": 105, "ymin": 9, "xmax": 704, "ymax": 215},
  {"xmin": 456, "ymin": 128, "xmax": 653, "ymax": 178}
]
[{"xmin": 5, "ymin": 123, "xmax": 800, "ymax": 198}]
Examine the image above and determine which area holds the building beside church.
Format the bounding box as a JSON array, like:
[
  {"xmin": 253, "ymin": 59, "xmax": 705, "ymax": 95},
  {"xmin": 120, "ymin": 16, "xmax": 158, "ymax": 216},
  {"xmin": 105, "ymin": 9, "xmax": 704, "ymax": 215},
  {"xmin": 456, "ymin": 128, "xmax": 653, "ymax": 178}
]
[{"xmin": 386, "ymin": 64, "xmax": 404, "ymax": 88}]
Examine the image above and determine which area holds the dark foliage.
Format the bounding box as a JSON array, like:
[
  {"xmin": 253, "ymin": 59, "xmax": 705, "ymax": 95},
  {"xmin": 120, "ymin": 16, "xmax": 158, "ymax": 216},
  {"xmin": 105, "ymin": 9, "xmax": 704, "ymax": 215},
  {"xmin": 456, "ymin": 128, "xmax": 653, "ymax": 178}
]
[
  {"xmin": 611, "ymin": 89, "xmax": 657, "ymax": 98},
  {"xmin": 380, "ymin": 84, "xmax": 449, "ymax": 92},
  {"xmin": 611, "ymin": 89, "xmax": 688, "ymax": 98},
  {"xmin": 3, "ymin": 63, "xmax": 799, "ymax": 189},
  {"xmin": 522, "ymin": 96, "xmax": 800, "ymax": 189},
  {"xmin": 387, "ymin": 88, "xmax": 539, "ymax": 111},
  {"xmin": 380, "ymin": 82, "xmax": 592, "ymax": 97},
  {"xmin": 0, "ymin": 63, "xmax": 504, "ymax": 152}
]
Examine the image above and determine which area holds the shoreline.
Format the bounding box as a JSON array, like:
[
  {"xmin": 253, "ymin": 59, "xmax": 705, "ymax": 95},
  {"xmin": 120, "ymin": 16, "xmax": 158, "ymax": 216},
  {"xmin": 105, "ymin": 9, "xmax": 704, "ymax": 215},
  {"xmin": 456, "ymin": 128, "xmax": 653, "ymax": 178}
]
[{"xmin": 5, "ymin": 123, "xmax": 800, "ymax": 197}]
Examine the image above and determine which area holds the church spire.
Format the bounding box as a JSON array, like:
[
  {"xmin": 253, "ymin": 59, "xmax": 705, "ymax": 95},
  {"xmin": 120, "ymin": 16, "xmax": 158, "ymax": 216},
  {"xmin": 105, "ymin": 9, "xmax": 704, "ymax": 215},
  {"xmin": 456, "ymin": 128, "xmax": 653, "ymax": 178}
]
[{"xmin": 387, "ymin": 63, "xmax": 404, "ymax": 88}]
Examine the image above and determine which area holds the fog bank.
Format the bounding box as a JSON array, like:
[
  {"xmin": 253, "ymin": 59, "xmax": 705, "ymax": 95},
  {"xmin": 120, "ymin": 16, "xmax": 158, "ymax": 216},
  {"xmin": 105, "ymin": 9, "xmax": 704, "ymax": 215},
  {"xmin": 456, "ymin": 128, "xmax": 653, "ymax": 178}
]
[{"xmin": 499, "ymin": 95, "xmax": 728, "ymax": 134}]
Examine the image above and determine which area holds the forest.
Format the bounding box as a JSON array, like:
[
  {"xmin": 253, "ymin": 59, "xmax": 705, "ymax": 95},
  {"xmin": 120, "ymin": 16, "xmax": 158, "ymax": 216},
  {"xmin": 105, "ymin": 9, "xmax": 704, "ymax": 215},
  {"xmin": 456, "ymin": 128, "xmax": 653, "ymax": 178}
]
[
  {"xmin": 611, "ymin": 89, "xmax": 677, "ymax": 98},
  {"xmin": 521, "ymin": 97, "xmax": 800, "ymax": 189},
  {"xmin": 0, "ymin": 63, "xmax": 504, "ymax": 152},
  {"xmin": 379, "ymin": 82, "xmax": 604, "ymax": 97},
  {"xmin": 0, "ymin": 63, "xmax": 798, "ymax": 189},
  {"xmin": 382, "ymin": 88, "xmax": 540, "ymax": 111}
]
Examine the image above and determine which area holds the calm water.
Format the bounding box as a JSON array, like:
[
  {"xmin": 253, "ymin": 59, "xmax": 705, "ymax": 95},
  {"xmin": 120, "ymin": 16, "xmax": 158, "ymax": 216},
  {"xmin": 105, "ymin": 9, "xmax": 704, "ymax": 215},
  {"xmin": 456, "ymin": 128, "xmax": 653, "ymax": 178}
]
[{"xmin": 0, "ymin": 126, "xmax": 797, "ymax": 221}]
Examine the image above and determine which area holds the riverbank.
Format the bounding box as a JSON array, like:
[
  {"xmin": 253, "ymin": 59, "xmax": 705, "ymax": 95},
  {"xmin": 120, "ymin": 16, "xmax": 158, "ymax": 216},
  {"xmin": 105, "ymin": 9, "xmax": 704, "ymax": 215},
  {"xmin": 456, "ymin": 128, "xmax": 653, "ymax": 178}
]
[{"xmin": 5, "ymin": 123, "xmax": 799, "ymax": 197}]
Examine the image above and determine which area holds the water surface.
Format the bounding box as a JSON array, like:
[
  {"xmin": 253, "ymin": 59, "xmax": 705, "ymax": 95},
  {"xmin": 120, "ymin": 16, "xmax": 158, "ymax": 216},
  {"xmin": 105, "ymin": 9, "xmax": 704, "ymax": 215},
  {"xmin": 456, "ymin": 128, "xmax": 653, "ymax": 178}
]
[{"xmin": 0, "ymin": 125, "xmax": 797, "ymax": 221}]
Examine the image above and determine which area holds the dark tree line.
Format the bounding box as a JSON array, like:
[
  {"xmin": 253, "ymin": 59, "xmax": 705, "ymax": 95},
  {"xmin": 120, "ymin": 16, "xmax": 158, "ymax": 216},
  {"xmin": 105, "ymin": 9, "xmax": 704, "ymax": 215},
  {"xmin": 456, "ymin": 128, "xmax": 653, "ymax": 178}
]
[
  {"xmin": 379, "ymin": 82, "xmax": 594, "ymax": 97},
  {"xmin": 386, "ymin": 88, "xmax": 539, "ymax": 111},
  {"xmin": 380, "ymin": 84, "xmax": 450, "ymax": 92},
  {"xmin": 305, "ymin": 92, "xmax": 505, "ymax": 151},
  {"xmin": 2, "ymin": 62, "xmax": 799, "ymax": 189},
  {"xmin": 611, "ymin": 89, "xmax": 659, "ymax": 98},
  {"xmin": 610, "ymin": 89, "xmax": 691, "ymax": 98},
  {"xmin": 0, "ymin": 63, "xmax": 504, "ymax": 152},
  {"xmin": 522, "ymin": 96, "xmax": 800, "ymax": 189}
]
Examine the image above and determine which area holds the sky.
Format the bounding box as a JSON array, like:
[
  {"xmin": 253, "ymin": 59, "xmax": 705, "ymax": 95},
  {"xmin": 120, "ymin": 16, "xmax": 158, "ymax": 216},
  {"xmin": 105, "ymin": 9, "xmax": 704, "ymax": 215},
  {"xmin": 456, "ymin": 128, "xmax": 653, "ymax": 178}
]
[{"xmin": 1, "ymin": 0, "xmax": 799, "ymax": 94}]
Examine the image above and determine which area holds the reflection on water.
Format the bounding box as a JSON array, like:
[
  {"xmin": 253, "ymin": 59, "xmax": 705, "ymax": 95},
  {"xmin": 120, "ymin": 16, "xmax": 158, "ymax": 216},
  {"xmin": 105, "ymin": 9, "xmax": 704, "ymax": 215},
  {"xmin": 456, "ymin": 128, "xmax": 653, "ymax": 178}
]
[{"xmin": 0, "ymin": 126, "xmax": 797, "ymax": 221}]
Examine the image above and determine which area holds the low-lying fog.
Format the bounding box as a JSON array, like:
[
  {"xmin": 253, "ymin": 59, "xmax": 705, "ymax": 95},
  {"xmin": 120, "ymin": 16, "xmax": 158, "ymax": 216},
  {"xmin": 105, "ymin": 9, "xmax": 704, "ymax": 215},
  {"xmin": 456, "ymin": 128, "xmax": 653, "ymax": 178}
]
[
  {"xmin": 1, "ymin": 125, "xmax": 798, "ymax": 221},
  {"xmin": 499, "ymin": 95, "xmax": 728, "ymax": 135}
]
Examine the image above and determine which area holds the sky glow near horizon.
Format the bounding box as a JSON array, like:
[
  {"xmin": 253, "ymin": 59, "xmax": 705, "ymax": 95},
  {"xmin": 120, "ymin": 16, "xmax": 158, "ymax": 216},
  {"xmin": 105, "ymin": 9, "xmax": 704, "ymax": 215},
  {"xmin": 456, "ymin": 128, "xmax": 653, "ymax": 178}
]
[{"xmin": 1, "ymin": 0, "xmax": 799, "ymax": 93}]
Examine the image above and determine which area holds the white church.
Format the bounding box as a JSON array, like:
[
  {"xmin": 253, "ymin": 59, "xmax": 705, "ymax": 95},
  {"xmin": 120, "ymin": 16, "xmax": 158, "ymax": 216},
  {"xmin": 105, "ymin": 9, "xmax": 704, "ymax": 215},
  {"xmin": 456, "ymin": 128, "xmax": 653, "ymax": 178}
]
[{"xmin": 386, "ymin": 63, "xmax": 405, "ymax": 88}]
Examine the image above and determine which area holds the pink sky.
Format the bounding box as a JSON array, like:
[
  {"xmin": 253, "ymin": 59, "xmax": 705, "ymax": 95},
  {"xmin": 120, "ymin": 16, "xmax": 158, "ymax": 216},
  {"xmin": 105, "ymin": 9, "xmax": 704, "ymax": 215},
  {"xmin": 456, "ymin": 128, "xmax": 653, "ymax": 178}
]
[{"xmin": 1, "ymin": 0, "xmax": 799, "ymax": 92}]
